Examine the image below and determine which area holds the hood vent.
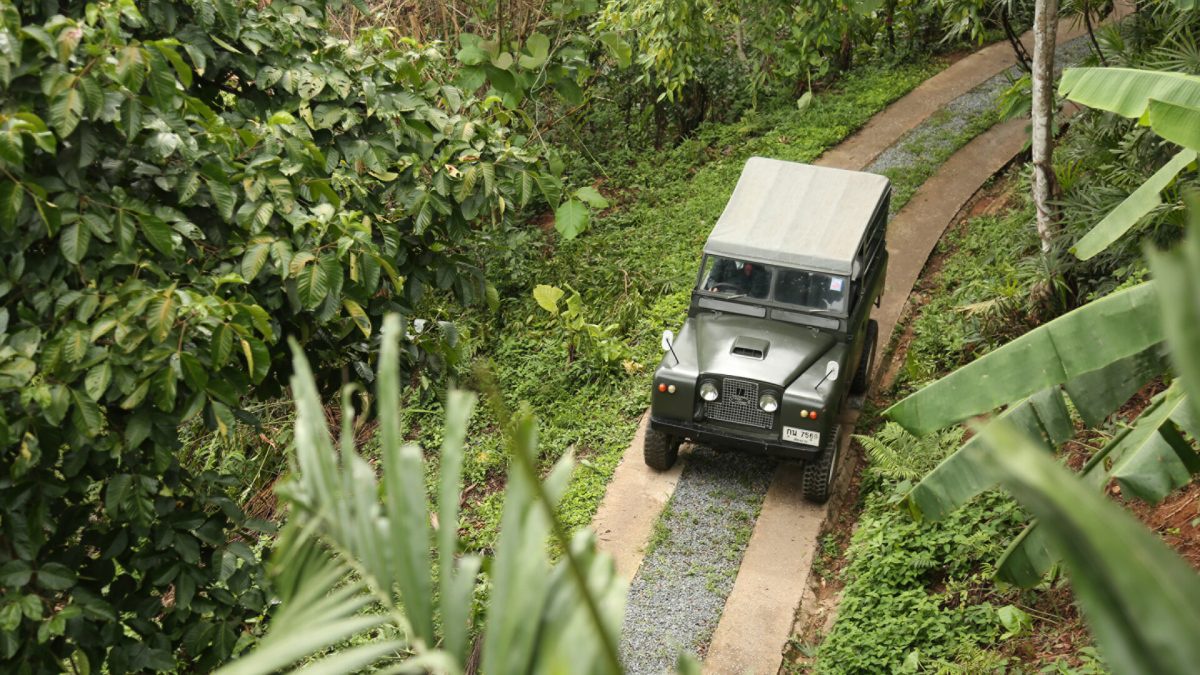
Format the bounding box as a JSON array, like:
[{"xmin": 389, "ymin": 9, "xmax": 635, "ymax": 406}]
[{"xmin": 730, "ymin": 336, "xmax": 769, "ymax": 360}]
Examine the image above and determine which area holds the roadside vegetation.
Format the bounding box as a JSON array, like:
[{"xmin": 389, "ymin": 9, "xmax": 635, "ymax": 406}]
[{"xmin": 807, "ymin": 4, "xmax": 1200, "ymax": 673}]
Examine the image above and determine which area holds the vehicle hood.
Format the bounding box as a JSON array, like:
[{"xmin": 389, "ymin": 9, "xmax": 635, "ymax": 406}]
[{"xmin": 692, "ymin": 311, "xmax": 836, "ymax": 388}]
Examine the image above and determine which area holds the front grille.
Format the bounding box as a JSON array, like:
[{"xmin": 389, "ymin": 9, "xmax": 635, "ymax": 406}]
[{"xmin": 706, "ymin": 377, "xmax": 774, "ymax": 429}]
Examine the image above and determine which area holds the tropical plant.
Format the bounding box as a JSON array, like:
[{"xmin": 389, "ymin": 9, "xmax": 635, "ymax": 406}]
[
  {"xmin": 215, "ymin": 315, "xmax": 627, "ymax": 674},
  {"xmin": 970, "ymin": 418, "xmax": 1200, "ymax": 675},
  {"xmin": 1060, "ymin": 67, "xmax": 1200, "ymax": 258},
  {"xmin": 0, "ymin": 0, "xmax": 577, "ymax": 669},
  {"xmin": 532, "ymin": 283, "xmax": 632, "ymax": 369}
]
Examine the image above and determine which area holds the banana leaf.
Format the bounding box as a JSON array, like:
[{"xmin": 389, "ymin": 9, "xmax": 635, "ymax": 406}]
[
  {"xmin": 903, "ymin": 388, "xmax": 1070, "ymax": 521},
  {"xmin": 1071, "ymin": 149, "xmax": 1197, "ymax": 260},
  {"xmin": 997, "ymin": 384, "xmax": 1200, "ymax": 586},
  {"xmin": 1148, "ymin": 193, "xmax": 1200, "ymax": 425},
  {"xmin": 1148, "ymin": 99, "xmax": 1200, "ymax": 151},
  {"xmin": 1063, "ymin": 344, "xmax": 1165, "ymax": 427},
  {"xmin": 978, "ymin": 421, "xmax": 1200, "ymax": 675},
  {"xmin": 886, "ymin": 282, "xmax": 1162, "ymax": 435},
  {"xmin": 1059, "ymin": 68, "xmax": 1200, "ymax": 119}
]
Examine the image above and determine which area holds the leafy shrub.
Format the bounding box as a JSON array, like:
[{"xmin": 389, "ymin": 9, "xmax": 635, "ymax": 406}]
[
  {"xmin": 815, "ymin": 491, "xmax": 1023, "ymax": 673},
  {"xmin": 0, "ymin": 0, "xmax": 562, "ymax": 669},
  {"xmin": 531, "ymin": 284, "xmax": 632, "ymax": 371}
]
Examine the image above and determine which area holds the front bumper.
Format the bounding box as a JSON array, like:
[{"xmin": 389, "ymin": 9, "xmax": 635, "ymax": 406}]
[{"xmin": 649, "ymin": 415, "xmax": 822, "ymax": 461}]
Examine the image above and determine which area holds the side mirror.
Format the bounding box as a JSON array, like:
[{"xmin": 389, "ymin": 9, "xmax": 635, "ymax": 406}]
[
  {"xmin": 825, "ymin": 360, "xmax": 840, "ymax": 382},
  {"xmin": 661, "ymin": 330, "xmax": 675, "ymax": 352}
]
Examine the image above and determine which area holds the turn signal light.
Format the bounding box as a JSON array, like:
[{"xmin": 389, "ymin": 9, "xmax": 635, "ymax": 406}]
[
  {"xmin": 810, "ymin": 411, "xmax": 819, "ymax": 420},
  {"xmin": 658, "ymin": 383, "xmax": 667, "ymax": 393}
]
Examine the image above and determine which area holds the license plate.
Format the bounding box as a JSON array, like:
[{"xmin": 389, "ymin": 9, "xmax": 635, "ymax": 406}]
[{"xmin": 783, "ymin": 426, "xmax": 820, "ymax": 446}]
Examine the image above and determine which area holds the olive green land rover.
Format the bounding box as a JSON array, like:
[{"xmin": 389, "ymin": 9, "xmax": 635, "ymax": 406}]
[{"xmin": 647, "ymin": 157, "xmax": 890, "ymax": 503}]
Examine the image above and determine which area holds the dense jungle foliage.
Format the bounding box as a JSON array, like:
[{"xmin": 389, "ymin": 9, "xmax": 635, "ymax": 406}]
[{"xmin": 0, "ymin": 0, "xmax": 1163, "ymax": 671}]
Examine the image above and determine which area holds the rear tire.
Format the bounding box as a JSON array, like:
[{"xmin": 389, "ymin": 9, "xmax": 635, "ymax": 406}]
[
  {"xmin": 643, "ymin": 426, "xmax": 680, "ymax": 471},
  {"xmin": 802, "ymin": 425, "xmax": 841, "ymax": 504},
  {"xmin": 851, "ymin": 320, "xmax": 878, "ymax": 396}
]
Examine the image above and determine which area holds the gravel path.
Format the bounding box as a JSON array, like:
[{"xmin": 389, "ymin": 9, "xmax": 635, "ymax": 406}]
[
  {"xmin": 619, "ymin": 448, "xmax": 775, "ymax": 673},
  {"xmin": 869, "ymin": 35, "xmax": 1096, "ymax": 212},
  {"xmin": 617, "ymin": 35, "xmax": 1102, "ymax": 674}
]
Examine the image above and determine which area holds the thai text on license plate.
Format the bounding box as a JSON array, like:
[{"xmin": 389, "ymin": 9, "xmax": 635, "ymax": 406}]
[{"xmin": 783, "ymin": 426, "xmax": 820, "ymax": 446}]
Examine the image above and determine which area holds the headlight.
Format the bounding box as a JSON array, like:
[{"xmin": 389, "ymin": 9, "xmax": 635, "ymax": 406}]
[
  {"xmin": 758, "ymin": 392, "xmax": 779, "ymax": 412},
  {"xmin": 700, "ymin": 380, "xmax": 719, "ymax": 401}
]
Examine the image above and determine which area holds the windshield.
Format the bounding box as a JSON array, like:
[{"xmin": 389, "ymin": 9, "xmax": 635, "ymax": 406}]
[{"xmin": 698, "ymin": 255, "xmax": 848, "ymax": 314}]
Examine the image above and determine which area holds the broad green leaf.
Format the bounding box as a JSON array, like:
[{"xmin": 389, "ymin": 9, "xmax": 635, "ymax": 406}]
[
  {"xmin": 154, "ymin": 365, "xmax": 177, "ymax": 412},
  {"xmin": 241, "ymin": 242, "xmax": 271, "ymax": 281},
  {"xmin": 1147, "ymin": 99, "xmax": 1200, "ymax": 151},
  {"xmin": 518, "ymin": 33, "xmax": 550, "ymax": 70},
  {"xmin": 206, "ymin": 177, "xmax": 236, "ymax": 221},
  {"xmin": 886, "ymin": 282, "xmax": 1163, "ymax": 435},
  {"xmin": 341, "ymin": 299, "xmax": 371, "ymax": 337},
  {"xmin": 995, "ymin": 523, "xmax": 1055, "ymax": 587},
  {"xmin": 240, "ymin": 337, "xmax": 270, "ymax": 384},
  {"xmin": 574, "ymin": 186, "xmax": 610, "ymax": 209},
  {"xmin": 1105, "ymin": 383, "xmax": 1198, "ymax": 503},
  {"xmin": 902, "ymin": 389, "xmax": 1066, "ymax": 521},
  {"xmin": 1000, "ymin": 382, "xmax": 1200, "ymax": 586},
  {"xmin": 1072, "ymin": 149, "xmax": 1197, "ymax": 260},
  {"xmin": 597, "ymin": 32, "xmax": 632, "ymax": 69},
  {"xmin": 1063, "ymin": 345, "xmax": 1165, "ymax": 427},
  {"xmin": 295, "ymin": 256, "xmax": 329, "ymax": 310},
  {"xmin": 211, "ymin": 324, "xmax": 233, "ymax": 367},
  {"xmin": 84, "ymin": 362, "xmax": 111, "ymax": 400},
  {"xmin": 147, "ymin": 292, "xmax": 177, "ymax": 343},
  {"xmin": 34, "ymin": 563, "xmax": 76, "ymax": 592},
  {"xmin": 69, "ymin": 388, "xmax": 103, "ymax": 438},
  {"xmin": 49, "ymin": 88, "xmax": 84, "ymax": 137},
  {"xmin": 535, "ymin": 173, "xmax": 562, "ymax": 207},
  {"xmin": 59, "ymin": 221, "xmax": 91, "ymax": 264},
  {"xmin": 140, "ymin": 215, "xmax": 178, "ymax": 255},
  {"xmin": 0, "ymin": 181, "xmax": 22, "ymax": 231},
  {"xmin": 115, "ymin": 45, "xmax": 146, "ymax": 91},
  {"xmin": 533, "ymin": 285, "xmax": 564, "ymax": 314},
  {"xmin": 1059, "ymin": 68, "xmax": 1200, "ymax": 119},
  {"xmin": 179, "ymin": 352, "xmax": 208, "ymax": 390},
  {"xmin": 978, "ymin": 421, "xmax": 1200, "ymax": 675},
  {"xmin": 554, "ymin": 199, "xmax": 589, "ymax": 239}
]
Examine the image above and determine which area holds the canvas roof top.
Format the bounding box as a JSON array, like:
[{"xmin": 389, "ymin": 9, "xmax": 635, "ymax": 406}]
[{"xmin": 703, "ymin": 157, "xmax": 891, "ymax": 276}]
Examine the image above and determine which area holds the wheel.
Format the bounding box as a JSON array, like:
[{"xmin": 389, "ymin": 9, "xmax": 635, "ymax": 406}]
[
  {"xmin": 850, "ymin": 320, "xmax": 878, "ymax": 396},
  {"xmin": 643, "ymin": 426, "xmax": 680, "ymax": 471},
  {"xmin": 802, "ymin": 425, "xmax": 841, "ymax": 504}
]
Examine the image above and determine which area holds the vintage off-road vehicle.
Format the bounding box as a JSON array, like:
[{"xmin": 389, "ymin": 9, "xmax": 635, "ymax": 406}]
[{"xmin": 646, "ymin": 157, "xmax": 890, "ymax": 503}]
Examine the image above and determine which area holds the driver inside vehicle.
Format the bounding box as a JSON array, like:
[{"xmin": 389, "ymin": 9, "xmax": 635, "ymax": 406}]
[{"xmin": 705, "ymin": 257, "xmax": 771, "ymax": 299}]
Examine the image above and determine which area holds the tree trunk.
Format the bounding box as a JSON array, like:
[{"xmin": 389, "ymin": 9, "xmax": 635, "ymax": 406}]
[{"xmin": 1031, "ymin": 0, "xmax": 1059, "ymax": 256}]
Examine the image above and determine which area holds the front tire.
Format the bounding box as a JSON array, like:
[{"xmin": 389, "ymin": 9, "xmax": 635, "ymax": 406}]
[
  {"xmin": 644, "ymin": 426, "xmax": 681, "ymax": 471},
  {"xmin": 802, "ymin": 425, "xmax": 841, "ymax": 504}
]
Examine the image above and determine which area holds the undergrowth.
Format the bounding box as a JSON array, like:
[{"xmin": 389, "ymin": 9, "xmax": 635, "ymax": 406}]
[{"xmin": 813, "ymin": 176, "xmax": 1110, "ymax": 674}]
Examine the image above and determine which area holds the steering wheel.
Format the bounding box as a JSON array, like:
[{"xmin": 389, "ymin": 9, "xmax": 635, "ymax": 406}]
[{"xmin": 710, "ymin": 282, "xmax": 744, "ymax": 293}]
